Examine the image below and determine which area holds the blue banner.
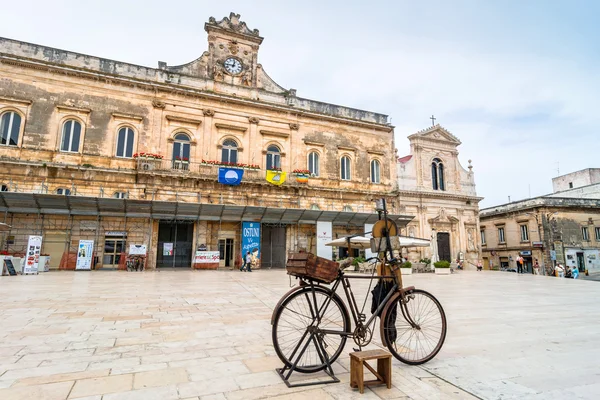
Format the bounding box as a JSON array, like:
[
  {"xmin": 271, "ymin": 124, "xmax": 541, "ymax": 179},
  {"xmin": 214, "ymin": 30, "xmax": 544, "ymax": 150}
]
[
  {"xmin": 218, "ymin": 167, "xmax": 244, "ymax": 185},
  {"xmin": 242, "ymin": 222, "xmax": 261, "ymax": 261}
]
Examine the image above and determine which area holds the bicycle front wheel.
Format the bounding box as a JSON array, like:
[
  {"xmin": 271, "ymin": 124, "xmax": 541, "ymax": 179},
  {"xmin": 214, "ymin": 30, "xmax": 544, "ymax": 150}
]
[
  {"xmin": 272, "ymin": 286, "xmax": 350, "ymax": 373},
  {"xmin": 382, "ymin": 289, "xmax": 447, "ymax": 365}
]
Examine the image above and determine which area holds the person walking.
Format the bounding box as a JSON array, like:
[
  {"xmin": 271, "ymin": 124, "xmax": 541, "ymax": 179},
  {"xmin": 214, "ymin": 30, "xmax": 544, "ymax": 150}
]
[
  {"xmin": 572, "ymin": 266, "xmax": 580, "ymax": 279},
  {"xmin": 516, "ymin": 255, "xmax": 524, "ymax": 274},
  {"xmin": 533, "ymin": 259, "xmax": 540, "ymax": 275},
  {"xmin": 476, "ymin": 260, "xmax": 483, "ymax": 271},
  {"xmin": 554, "ymin": 263, "xmax": 564, "ymax": 278}
]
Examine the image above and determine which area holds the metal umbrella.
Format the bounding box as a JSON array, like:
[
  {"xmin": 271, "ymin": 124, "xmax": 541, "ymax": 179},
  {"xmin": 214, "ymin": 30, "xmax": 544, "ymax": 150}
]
[{"xmin": 325, "ymin": 236, "xmax": 371, "ymax": 249}]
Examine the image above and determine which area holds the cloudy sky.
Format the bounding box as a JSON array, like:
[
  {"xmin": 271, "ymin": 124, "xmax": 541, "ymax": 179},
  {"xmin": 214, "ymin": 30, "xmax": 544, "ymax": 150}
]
[{"xmin": 1, "ymin": 1, "xmax": 597, "ymax": 207}]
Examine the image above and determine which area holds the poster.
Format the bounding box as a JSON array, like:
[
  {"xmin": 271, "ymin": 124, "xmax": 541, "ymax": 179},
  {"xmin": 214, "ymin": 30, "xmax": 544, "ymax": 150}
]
[
  {"xmin": 76, "ymin": 240, "xmax": 94, "ymax": 270},
  {"xmin": 129, "ymin": 244, "xmax": 147, "ymax": 255},
  {"xmin": 163, "ymin": 243, "xmax": 174, "ymax": 256},
  {"xmin": 24, "ymin": 235, "xmax": 42, "ymax": 274},
  {"xmin": 241, "ymin": 222, "xmax": 261, "ymax": 260},
  {"xmin": 316, "ymin": 221, "xmax": 333, "ymax": 260},
  {"xmin": 194, "ymin": 251, "xmax": 220, "ymax": 263}
]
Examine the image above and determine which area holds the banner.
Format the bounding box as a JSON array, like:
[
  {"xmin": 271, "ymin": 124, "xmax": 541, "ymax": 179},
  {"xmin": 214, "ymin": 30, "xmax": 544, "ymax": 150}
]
[
  {"xmin": 129, "ymin": 244, "xmax": 147, "ymax": 255},
  {"xmin": 316, "ymin": 221, "xmax": 333, "ymax": 260},
  {"xmin": 24, "ymin": 235, "xmax": 42, "ymax": 274},
  {"xmin": 76, "ymin": 240, "xmax": 94, "ymax": 270},
  {"xmin": 218, "ymin": 167, "xmax": 244, "ymax": 185},
  {"xmin": 163, "ymin": 243, "xmax": 173, "ymax": 256},
  {"xmin": 194, "ymin": 251, "xmax": 220, "ymax": 263},
  {"xmin": 242, "ymin": 222, "xmax": 261, "ymax": 260},
  {"xmin": 266, "ymin": 170, "xmax": 287, "ymax": 185}
]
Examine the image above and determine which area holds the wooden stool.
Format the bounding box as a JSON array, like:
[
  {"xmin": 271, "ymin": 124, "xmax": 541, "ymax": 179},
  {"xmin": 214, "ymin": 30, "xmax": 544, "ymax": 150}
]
[{"xmin": 350, "ymin": 349, "xmax": 392, "ymax": 394}]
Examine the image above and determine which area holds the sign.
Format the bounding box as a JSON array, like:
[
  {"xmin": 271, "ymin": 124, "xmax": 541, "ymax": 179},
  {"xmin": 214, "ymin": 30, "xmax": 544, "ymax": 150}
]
[
  {"xmin": 218, "ymin": 167, "xmax": 244, "ymax": 185},
  {"xmin": 520, "ymin": 251, "xmax": 532, "ymax": 256},
  {"xmin": 42, "ymin": 256, "xmax": 50, "ymax": 272},
  {"xmin": 316, "ymin": 221, "xmax": 333, "ymax": 260},
  {"xmin": 550, "ymin": 250, "xmax": 557, "ymax": 261},
  {"xmin": 129, "ymin": 244, "xmax": 147, "ymax": 255},
  {"xmin": 198, "ymin": 243, "xmax": 207, "ymax": 251},
  {"xmin": 163, "ymin": 243, "xmax": 173, "ymax": 256},
  {"xmin": 105, "ymin": 231, "xmax": 127, "ymax": 237},
  {"xmin": 6, "ymin": 235, "xmax": 14, "ymax": 245},
  {"xmin": 80, "ymin": 221, "xmax": 98, "ymax": 231},
  {"xmin": 242, "ymin": 222, "xmax": 261, "ymax": 260},
  {"xmin": 3, "ymin": 259, "xmax": 17, "ymax": 276},
  {"xmin": 76, "ymin": 240, "xmax": 94, "ymax": 270},
  {"xmin": 532, "ymin": 241, "xmax": 544, "ymax": 248},
  {"xmin": 194, "ymin": 251, "xmax": 220, "ymax": 263},
  {"xmin": 24, "ymin": 235, "xmax": 42, "ymax": 274}
]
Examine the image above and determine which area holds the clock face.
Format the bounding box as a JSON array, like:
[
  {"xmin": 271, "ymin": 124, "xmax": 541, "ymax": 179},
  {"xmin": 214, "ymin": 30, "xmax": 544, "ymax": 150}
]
[{"xmin": 223, "ymin": 58, "xmax": 242, "ymax": 75}]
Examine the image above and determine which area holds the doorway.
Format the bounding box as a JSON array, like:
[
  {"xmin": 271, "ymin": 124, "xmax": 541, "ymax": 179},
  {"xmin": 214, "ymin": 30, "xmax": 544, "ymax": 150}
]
[
  {"xmin": 218, "ymin": 238, "xmax": 235, "ymax": 268},
  {"xmin": 42, "ymin": 232, "xmax": 68, "ymax": 270},
  {"xmin": 261, "ymin": 225, "xmax": 286, "ymax": 268},
  {"xmin": 156, "ymin": 221, "xmax": 194, "ymax": 268},
  {"xmin": 437, "ymin": 232, "xmax": 451, "ymax": 262},
  {"xmin": 103, "ymin": 236, "xmax": 126, "ymax": 269},
  {"xmin": 576, "ymin": 252, "xmax": 585, "ymax": 272}
]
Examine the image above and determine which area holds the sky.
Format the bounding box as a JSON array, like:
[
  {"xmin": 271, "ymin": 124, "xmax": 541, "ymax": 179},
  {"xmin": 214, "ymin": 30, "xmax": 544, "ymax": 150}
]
[{"xmin": 1, "ymin": 0, "xmax": 598, "ymax": 208}]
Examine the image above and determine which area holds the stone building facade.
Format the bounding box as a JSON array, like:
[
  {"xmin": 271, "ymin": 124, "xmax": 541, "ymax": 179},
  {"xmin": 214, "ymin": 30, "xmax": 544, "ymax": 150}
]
[
  {"xmin": 480, "ymin": 169, "xmax": 600, "ymax": 274},
  {"xmin": 0, "ymin": 13, "xmax": 408, "ymax": 271},
  {"xmin": 395, "ymin": 125, "xmax": 482, "ymax": 268}
]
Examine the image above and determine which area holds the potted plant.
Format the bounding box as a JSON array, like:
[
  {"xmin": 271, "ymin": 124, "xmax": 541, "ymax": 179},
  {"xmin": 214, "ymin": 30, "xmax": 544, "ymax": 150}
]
[
  {"xmin": 434, "ymin": 260, "xmax": 451, "ymax": 275},
  {"xmin": 351, "ymin": 256, "xmax": 366, "ymax": 272},
  {"xmin": 400, "ymin": 261, "xmax": 412, "ymax": 275}
]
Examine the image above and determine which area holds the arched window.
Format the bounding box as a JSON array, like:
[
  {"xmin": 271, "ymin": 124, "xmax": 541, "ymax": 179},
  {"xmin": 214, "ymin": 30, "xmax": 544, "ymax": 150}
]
[
  {"xmin": 60, "ymin": 119, "xmax": 82, "ymax": 153},
  {"xmin": 432, "ymin": 158, "xmax": 445, "ymax": 191},
  {"xmin": 1, "ymin": 184, "xmax": 8, "ymax": 192},
  {"xmin": 172, "ymin": 133, "xmax": 191, "ymax": 162},
  {"xmin": 266, "ymin": 145, "xmax": 281, "ymax": 170},
  {"xmin": 56, "ymin": 188, "xmax": 71, "ymax": 195},
  {"xmin": 342, "ymin": 205, "xmax": 353, "ymax": 212},
  {"xmin": 116, "ymin": 127, "xmax": 134, "ymax": 158},
  {"xmin": 308, "ymin": 151, "xmax": 320, "ymax": 177},
  {"xmin": 0, "ymin": 111, "xmax": 22, "ymax": 147},
  {"xmin": 310, "ymin": 203, "xmax": 320, "ymax": 210},
  {"xmin": 340, "ymin": 156, "xmax": 351, "ymax": 181},
  {"xmin": 113, "ymin": 192, "xmax": 127, "ymax": 199},
  {"xmin": 370, "ymin": 160, "xmax": 381, "ymax": 184},
  {"xmin": 221, "ymin": 139, "xmax": 238, "ymax": 164}
]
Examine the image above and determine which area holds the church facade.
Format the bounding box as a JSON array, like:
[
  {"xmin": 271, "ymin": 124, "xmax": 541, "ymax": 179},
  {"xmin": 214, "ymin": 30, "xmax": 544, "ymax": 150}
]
[
  {"xmin": 0, "ymin": 13, "xmax": 409, "ymax": 271},
  {"xmin": 395, "ymin": 125, "xmax": 483, "ymax": 268}
]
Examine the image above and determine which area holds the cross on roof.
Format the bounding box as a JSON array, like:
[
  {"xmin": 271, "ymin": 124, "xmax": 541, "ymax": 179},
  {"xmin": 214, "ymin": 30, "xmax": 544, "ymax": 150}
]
[{"xmin": 430, "ymin": 115, "xmax": 436, "ymax": 126}]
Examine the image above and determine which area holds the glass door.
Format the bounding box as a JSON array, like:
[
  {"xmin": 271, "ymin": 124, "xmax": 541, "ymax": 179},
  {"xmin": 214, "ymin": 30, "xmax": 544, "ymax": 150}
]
[
  {"xmin": 103, "ymin": 237, "xmax": 125, "ymax": 269},
  {"xmin": 218, "ymin": 238, "xmax": 234, "ymax": 268}
]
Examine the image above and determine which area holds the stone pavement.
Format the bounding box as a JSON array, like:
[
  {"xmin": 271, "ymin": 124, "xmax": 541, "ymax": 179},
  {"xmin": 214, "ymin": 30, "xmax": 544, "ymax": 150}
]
[{"xmin": 0, "ymin": 269, "xmax": 599, "ymax": 400}]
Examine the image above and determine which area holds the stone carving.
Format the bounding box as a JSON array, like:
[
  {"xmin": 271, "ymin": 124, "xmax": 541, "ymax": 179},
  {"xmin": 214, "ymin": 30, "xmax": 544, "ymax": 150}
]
[
  {"xmin": 203, "ymin": 109, "xmax": 215, "ymax": 117},
  {"xmin": 213, "ymin": 63, "xmax": 224, "ymax": 81},
  {"xmin": 248, "ymin": 117, "xmax": 260, "ymax": 124},
  {"xmin": 152, "ymin": 100, "xmax": 166, "ymax": 109},
  {"xmin": 467, "ymin": 228, "xmax": 476, "ymax": 252},
  {"xmin": 206, "ymin": 13, "xmax": 260, "ymax": 37},
  {"xmin": 228, "ymin": 40, "xmax": 239, "ymax": 55},
  {"xmin": 409, "ymin": 226, "xmax": 415, "ymax": 238},
  {"xmin": 241, "ymin": 70, "xmax": 252, "ymax": 86},
  {"xmin": 289, "ymin": 123, "xmax": 299, "ymax": 130}
]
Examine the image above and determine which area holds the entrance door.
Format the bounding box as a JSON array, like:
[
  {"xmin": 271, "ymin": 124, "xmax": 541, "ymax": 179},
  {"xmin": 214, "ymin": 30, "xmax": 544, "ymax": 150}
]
[
  {"xmin": 43, "ymin": 232, "xmax": 67, "ymax": 270},
  {"xmin": 261, "ymin": 225, "xmax": 286, "ymax": 268},
  {"xmin": 103, "ymin": 237, "xmax": 125, "ymax": 269},
  {"xmin": 156, "ymin": 221, "xmax": 194, "ymax": 268},
  {"xmin": 523, "ymin": 256, "xmax": 533, "ymax": 274},
  {"xmin": 576, "ymin": 252, "xmax": 585, "ymax": 272},
  {"xmin": 437, "ymin": 232, "xmax": 451, "ymax": 262},
  {"xmin": 218, "ymin": 238, "xmax": 235, "ymax": 268}
]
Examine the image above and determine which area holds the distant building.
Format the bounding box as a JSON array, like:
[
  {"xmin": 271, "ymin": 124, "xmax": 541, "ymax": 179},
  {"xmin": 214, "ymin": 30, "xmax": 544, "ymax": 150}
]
[{"xmin": 480, "ymin": 169, "xmax": 600, "ymax": 274}]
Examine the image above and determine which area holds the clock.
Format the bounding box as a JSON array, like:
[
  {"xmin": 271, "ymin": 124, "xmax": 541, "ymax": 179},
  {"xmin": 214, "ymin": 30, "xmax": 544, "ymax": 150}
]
[{"xmin": 223, "ymin": 58, "xmax": 242, "ymax": 75}]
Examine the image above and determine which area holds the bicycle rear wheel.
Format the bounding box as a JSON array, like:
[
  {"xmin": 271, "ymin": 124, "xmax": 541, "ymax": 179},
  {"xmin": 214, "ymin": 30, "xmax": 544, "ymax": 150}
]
[
  {"xmin": 382, "ymin": 289, "xmax": 446, "ymax": 365},
  {"xmin": 272, "ymin": 286, "xmax": 350, "ymax": 373}
]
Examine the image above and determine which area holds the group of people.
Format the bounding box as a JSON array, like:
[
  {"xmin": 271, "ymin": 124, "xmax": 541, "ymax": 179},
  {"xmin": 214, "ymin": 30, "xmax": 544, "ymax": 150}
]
[
  {"xmin": 553, "ymin": 263, "xmax": 580, "ymax": 279},
  {"xmin": 240, "ymin": 249, "xmax": 259, "ymax": 272},
  {"xmin": 455, "ymin": 259, "xmax": 483, "ymax": 271}
]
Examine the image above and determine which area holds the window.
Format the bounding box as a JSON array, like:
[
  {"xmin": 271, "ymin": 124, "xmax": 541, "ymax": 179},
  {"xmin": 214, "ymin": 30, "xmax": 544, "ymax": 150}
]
[
  {"xmin": 60, "ymin": 119, "xmax": 82, "ymax": 152},
  {"xmin": 520, "ymin": 224, "xmax": 529, "ymax": 242},
  {"xmin": 0, "ymin": 111, "xmax": 22, "ymax": 146},
  {"xmin": 342, "ymin": 205, "xmax": 353, "ymax": 212},
  {"xmin": 172, "ymin": 133, "xmax": 191, "ymax": 168},
  {"xmin": 310, "ymin": 203, "xmax": 320, "ymax": 210},
  {"xmin": 56, "ymin": 188, "xmax": 71, "ymax": 195},
  {"xmin": 116, "ymin": 127, "xmax": 134, "ymax": 158},
  {"xmin": 221, "ymin": 139, "xmax": 238, "ymax": 164},
  {"xmin": 481, "ymin": 230, "xmax": 486, "ymax": 245},
  {"xmin": 431, "ymin": 158, "xmax": 445, "ymax": 191},
  {"xmin": 596, "ymin": 227, "xmax": 600, "ymax": 241},
  {"xmin": 308, "ymin": 152, "xmax": 320, "ymax": 177},
  {"xmin": 498, "ymin": 227, "xmax": 505, "ymax": 243},
  {"xmin": 370, "ymin": 160, "xmax": 381, "ymax": 184},
  {"xmin": 266, "ymin": 145, "xmax": 281, "ymax": 170},
  {"xmin": 569, "ymin": 182, "xmax": 573, "ymax": 189},
  {"xmin": 113, "ymin": 192, "xmax": 127, "ymax": 199},
  {"xmin": 340, "ymin": 156, "xmax": 351, "ymax": 180},
  {"xmin": 582, "ymin": 226, "xmax": 590, "ymax": 241}
]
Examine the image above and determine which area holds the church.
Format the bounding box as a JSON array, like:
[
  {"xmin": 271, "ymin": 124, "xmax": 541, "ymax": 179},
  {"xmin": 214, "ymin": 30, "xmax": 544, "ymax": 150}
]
[{"xmin": 395, "ymin": 124, "xmax": 483, "ymax": 268}]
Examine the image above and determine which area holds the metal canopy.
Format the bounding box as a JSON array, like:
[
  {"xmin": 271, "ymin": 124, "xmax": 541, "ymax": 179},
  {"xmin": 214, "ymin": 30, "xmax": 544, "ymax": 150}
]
[{"xmin": 0, "ymin": 192, "xmax": 413, "ymax": 227}]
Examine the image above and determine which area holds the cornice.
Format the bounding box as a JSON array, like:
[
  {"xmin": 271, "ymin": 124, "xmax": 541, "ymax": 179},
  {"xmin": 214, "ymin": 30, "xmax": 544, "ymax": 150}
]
[
  {"xmin": 56, "ymin": 105, "xmax": 91, "ymax": 114},
  {"xmin": 0, "ymin": 53, "xmax": 393, "ymax": 133},
  {"xmin": 0, "ymin": 96, "xmax": 32, "ymax": 106},
  {"xmin": 112, "ymin": 112, "xmax": 143, "ymax": 122},
  {"xmin": 215, "ymin": 123, "xmax": 247, "ymax": 132},
  {"xmin": 166, "ymin": 115, "xmax": 203, "ymax": 126},
  {"xmin": 397, "ymin": 189, "xmax": 483, "ymax": 202},
  {"xmin": 260, "ymin": 130, "xmax": 289, "ymax": 138},
  {"xmin": 304, "ymin": 141, "xmax": 325, "ymax": 147}
]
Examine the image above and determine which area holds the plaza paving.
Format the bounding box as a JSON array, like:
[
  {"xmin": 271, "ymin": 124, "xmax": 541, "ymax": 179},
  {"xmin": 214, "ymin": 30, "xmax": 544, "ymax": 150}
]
[{"xmin": 0, "ymin": 269, "xmax": 599, "ymax": 400}]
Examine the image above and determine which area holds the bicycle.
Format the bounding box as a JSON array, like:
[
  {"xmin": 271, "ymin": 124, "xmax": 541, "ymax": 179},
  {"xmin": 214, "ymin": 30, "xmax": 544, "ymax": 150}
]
[{"xmin": 271, "ymin": 199, "xmax": 447, "ymax": 375}]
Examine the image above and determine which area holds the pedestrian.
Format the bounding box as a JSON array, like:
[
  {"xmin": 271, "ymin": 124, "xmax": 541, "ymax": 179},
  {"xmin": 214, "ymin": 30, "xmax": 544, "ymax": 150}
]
[
  {"xmin": 554, "ymin": 263, "xmax": 564, "ymax": 278},
  {"xmin": 533, "ymin": 259, "xmax": 540, "ymax": 275},
  {"xmin": 477, "ymin": 260, "xmax": 483, "ymax": 271},
  {"xmin": 242, "ymin": 251, "xmax": 251, "ymax": 272},
  {"xmin": 572, "ymin": 266, "xmax": 579, "ymax": 279},
  {"xmin": 516, "ymin": 255, "xmax": 524, "ymax": 274}
]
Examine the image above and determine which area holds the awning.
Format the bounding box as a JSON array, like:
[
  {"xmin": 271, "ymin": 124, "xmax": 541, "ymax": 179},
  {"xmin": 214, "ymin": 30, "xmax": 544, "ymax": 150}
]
[{"xmin": 0, "ymin": 192, "xmax": 414, "ymax": 227}]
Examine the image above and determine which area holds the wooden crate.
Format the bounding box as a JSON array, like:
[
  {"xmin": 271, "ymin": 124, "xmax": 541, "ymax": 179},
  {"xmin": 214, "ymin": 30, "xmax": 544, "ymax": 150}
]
[{"xmin": 286, "ymin": 252, "xmax": 339, "ymax": 283}]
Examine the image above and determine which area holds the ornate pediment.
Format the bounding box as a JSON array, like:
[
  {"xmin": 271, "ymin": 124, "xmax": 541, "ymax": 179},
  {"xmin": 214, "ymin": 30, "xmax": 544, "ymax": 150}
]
[
  {"xmin": 428, "ymin": 208, "xmax": 459, "ymax": 226},
  {"xmin": 408, "ymin": 124, "xmax": 461, "ymax": 145},
  {"xmin": 205, "ymin": 13, "xmax": 263, "ymax": 43}
]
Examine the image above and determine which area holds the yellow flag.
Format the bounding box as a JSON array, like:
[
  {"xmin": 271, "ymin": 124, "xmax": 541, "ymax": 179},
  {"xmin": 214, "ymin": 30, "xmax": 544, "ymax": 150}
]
[{"xmin": 266, "ymin": 170, "xmax": 287, "ymax": 186}]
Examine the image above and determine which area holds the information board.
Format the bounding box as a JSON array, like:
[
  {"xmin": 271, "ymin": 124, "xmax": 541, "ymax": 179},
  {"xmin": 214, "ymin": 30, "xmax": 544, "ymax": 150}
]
[
  {"xmin": 76, "ymin": 240, "xmax": 94, "ymax": 270},
  {"xmin": 24, "ymin": 235, "xmax": 42, "ymax": 274}
]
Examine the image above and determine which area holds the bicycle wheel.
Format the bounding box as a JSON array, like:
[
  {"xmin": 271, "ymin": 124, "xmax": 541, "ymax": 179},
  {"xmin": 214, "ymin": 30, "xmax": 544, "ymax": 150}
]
[
  {"xmin": 272, "ymin": 286, "xmax": 350, "ymax": 373},
  {"xmin": 382, "ymin": 289, "xmax": 446, "ymax": 365}
]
